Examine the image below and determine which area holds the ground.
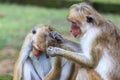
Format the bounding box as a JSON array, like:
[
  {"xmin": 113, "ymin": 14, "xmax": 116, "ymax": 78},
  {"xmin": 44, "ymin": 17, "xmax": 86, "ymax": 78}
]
[{"xmin": 0, "ymin": 46, "xmax": 17, "ymax": 75}]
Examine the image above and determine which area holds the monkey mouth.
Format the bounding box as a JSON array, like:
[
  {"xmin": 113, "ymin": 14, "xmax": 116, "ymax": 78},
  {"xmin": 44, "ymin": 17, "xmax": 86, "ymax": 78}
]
[
  {"xmin": 70, "ymin": 26, "xmax": 81, "ymax": 38},
  {"xmin": 32, "ymin": 43, "xmax": 43, "ymax": 57}
]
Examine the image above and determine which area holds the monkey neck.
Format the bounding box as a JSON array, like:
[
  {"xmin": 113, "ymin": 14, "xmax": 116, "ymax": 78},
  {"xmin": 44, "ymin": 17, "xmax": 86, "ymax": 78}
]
[
  {"xmin": 32, "ymin": 47, "xmax": 43, "ymax": 57},
  {"xmin": 29, "ymin": 52, "xmax": 51, "ymax": 78},
  {"xmin": 31, "ymin": 51, "xmax": 48, "ymax": 60}
]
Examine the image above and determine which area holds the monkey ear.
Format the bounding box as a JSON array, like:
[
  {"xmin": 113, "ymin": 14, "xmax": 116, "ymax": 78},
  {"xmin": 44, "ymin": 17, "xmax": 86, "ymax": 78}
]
[{"xmin": 86, "ymin": 15, "xmax": 94, "ymax": 24}]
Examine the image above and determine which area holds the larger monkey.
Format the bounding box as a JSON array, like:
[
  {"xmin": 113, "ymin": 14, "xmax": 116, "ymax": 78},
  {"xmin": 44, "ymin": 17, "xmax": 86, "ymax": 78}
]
[
  {"xmin": 13, "ymin": 24, "xmax": 75, "ymax": 80},
  {"xmin": 47, "ymin": 2, "xmax": 120, "ymax": 80}
]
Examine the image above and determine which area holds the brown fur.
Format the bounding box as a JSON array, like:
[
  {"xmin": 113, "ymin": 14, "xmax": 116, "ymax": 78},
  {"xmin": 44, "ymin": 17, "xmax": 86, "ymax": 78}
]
[
  {"xmin": 13, "ymin": 24, "xmax": 76, "ymax": 80},
  {"xmin": 47, "ymin": 2, "xmax": 120, "ymax": 80}
]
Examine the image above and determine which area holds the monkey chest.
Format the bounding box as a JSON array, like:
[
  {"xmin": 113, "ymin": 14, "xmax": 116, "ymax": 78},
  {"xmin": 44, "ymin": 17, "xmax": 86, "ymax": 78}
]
[{"xmin": 29, "ymin": 53, "xmax": 51, "ymax": 79}]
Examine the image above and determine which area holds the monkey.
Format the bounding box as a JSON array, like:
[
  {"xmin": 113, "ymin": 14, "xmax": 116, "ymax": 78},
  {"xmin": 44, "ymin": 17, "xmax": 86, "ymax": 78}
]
[
  {"xmin": 13, "ymin": 24, "xmax": 76, "ymax": 80},
  {"xmin": 47, "ymin": 2, "xmax": 120, "ymax": 80}
]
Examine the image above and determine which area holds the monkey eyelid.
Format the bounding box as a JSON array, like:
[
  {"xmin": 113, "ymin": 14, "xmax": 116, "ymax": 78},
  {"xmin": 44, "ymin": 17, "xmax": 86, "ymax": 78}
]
[{"xmin": 86, "ymin": 15, "xmax": 94, "ymax": 24}]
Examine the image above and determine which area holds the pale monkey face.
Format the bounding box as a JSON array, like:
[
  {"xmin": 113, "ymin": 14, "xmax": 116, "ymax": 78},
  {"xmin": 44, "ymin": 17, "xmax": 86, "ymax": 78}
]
[{"xmin": 31, "ymin": 25, "xmax": 56, "ymax": 57}]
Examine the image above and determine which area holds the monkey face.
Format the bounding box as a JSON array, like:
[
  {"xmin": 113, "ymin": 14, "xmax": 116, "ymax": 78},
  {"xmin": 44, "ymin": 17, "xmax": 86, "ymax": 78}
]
[
  {"xmin": 67, "ymin": 17, "xmax": 82, "ymax": 38},
  {"xmin": 31, "ymin": 24, "xmax": 56, "ymax": 57},
  {"xmin": 67, "ymin": 3, "xmax": 98, "ymax": 38}
]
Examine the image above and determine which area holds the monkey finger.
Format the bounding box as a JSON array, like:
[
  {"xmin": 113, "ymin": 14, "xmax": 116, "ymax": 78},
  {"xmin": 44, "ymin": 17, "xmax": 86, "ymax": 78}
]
[
  {"xmin": 49, "ymin": 31, "xmax": 59, "ymax": 39},
  {"xmin": 49, "ymin": 31, "xmax": 64, "ymax": 43},
  {"xmin": 47, "ymin": 46, "xmax": 56, "ymax": 57}
]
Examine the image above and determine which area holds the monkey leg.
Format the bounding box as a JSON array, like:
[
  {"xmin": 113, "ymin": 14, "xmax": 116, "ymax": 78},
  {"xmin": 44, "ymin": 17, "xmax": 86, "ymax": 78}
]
[{"xmin": 44, "ymin": 57, "xmax": 61, "ymax": 80}]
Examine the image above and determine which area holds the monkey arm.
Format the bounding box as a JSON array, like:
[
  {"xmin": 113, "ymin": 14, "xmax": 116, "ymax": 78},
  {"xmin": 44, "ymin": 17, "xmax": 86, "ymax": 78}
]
[
  {"xmin": 61, "ymin": 39, "xmax": 82, "ymax": 52},
  {"xmin": 49, "ymin": 31, "xmax": 82, "ymax": 52},
  {"xmin": 44, "ymin": 57, "xmax": 61, "ymax": 80},
  {"xmin": 47, "ymin": 47, "xmax": 98, "ymax": 68},
  {"xmin": 13, "ymin": 33, "xmax": 32, "ymax": 80}
]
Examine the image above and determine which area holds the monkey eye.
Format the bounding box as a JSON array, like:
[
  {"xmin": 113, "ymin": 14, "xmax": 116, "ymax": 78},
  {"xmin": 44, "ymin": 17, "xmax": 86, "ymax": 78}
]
[
  {"xmin": 32, "ymin": 29, "xmax": 36, "ymax": 34},
  {"xmin": 86, "ymin": 16, "xmax": 94, "ymax": 23}
]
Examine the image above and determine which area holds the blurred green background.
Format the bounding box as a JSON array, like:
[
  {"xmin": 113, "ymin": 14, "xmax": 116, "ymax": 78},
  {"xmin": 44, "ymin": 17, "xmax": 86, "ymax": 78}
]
[{"xmin": 0, "ymin": 0, "xmax": 120, "ymax": 80}]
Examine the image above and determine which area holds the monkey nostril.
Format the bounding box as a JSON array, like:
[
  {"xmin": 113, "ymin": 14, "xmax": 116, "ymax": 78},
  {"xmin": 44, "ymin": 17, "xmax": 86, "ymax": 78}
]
[{"xmin": 32, "ymin": 29, "xmax": 36, "ymax": 34}]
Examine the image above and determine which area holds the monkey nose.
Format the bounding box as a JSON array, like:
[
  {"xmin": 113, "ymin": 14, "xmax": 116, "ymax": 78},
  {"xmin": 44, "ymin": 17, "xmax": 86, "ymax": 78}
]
[{"xmin": 32, "ymin": 29, "xmax": 36, "ymax": 34}]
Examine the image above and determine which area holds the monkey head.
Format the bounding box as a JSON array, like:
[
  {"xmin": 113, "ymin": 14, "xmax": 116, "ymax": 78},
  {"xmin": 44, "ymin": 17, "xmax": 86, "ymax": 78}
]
[
  {"xmin": 67, "ymin": 2, "xmax": 103, "ymax": 38},
  {"xmin": 31, "ymin": 24, "xmax": 57, "ymax": 57}
]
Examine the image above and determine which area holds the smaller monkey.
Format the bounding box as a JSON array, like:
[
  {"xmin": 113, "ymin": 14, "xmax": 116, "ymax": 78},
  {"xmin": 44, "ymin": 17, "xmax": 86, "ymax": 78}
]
[{"xmin": 13, "ymin": 24, "xmax": 75, "ymax": 80}]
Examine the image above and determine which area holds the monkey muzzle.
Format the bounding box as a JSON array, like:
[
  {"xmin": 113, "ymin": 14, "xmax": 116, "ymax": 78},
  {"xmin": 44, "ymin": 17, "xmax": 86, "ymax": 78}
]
[
  {"xmin": 70, "ymin": 26, "xmax": 81, "ymax": 38},
  {"xmin": 32, "ymin": 42, "xmax": 43, "ymax": 57}
]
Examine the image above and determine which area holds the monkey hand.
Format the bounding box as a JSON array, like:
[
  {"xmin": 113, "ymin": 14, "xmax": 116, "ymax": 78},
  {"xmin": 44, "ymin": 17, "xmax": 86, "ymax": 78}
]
[
  {"xmin": 49, "ymin": 31, "xmax": 64, "ymax": 44},
  {"xmin": 47, "ymin": 46, "xmax": 63, "ymax": 57}
]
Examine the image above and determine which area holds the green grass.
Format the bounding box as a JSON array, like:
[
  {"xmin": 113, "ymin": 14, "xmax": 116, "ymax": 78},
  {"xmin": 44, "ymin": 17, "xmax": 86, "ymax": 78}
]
[
  {"xmin": 0, "ymin": 74, "xmax": 13, "ymax": 80},
  {"xmin": 0, "ymin": 3, "xmax": 70, "ymax": 50},
  {"xmin": 0, "ymin": 3, "xmax": 120, "ymax": 50}
]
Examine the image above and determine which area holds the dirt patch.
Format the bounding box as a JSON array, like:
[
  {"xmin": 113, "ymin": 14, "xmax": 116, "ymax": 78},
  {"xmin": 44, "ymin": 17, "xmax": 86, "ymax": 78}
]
[
  {"xmin": 0, "ymin": 46, "xmax": 18, "ymax": 56},
  {"xmin": 0, "ymin": 46, "xmax": 19, "ymax": 75},
  {"xmin": 0, "ymin": 12, "xmax": 5, "ymax": 18},
  {"xmin": 0, "ymin": 59, "xmax": 15, "ymax": 75}
]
